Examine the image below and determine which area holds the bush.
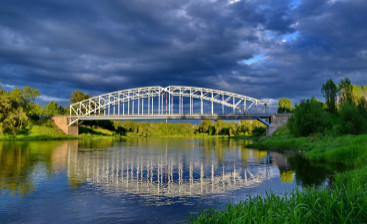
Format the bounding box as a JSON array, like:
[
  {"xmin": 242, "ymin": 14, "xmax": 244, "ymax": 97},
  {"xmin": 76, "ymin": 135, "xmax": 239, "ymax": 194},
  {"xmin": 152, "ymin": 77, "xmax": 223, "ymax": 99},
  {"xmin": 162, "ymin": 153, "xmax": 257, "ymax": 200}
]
[
  {"xmin": 338, "ymin": 102, "xmax": 367, "ymax": 135},
  {"xmin": 252, "ymin": 127, "xmax": 266, "ymax": 136},
  {"xmin": 288, "ymin": 98, "xmax": 329, "ymax": 137}
]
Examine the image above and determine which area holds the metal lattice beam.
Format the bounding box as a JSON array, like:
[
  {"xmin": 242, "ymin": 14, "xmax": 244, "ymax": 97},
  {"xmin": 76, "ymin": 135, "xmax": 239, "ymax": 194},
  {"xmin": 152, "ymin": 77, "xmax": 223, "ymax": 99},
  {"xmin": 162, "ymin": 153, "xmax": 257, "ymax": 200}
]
[{"xmin": 69, "ymin": 85, "xmax": 270, "ymax": 126}]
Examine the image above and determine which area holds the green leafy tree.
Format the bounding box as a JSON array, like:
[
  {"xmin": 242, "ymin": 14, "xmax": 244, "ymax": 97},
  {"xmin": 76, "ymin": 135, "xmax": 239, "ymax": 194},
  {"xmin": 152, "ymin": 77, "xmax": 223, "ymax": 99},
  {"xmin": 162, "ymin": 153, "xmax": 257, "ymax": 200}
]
[
  {"xmin": 0, "ymin": 85, "xmax": 41, "ymax": 133},
  {"xmin": 338, "ymin": 101, "xmax": 367, "ymax": 135},
  {"xmin": 198, "ymin": 120, "xmax": 213, "ymax": 133},
  {"xmin": 43, "ymin": 101, "xmax": 63, "ymax": 116},
  {"xmin": 214, "ymin": 120, "xmax": 224, "ymax": 135},
  {"xmin": 70, "ymin": 90, "xmax": 90, "ymax": 104},
  {"xmin": 362, "ymin": 85, "xmax": 367, "ymax": 99},
  {"xmin": 239, "ymin": 120, "xmax": 252, "ymax": 135},
  {"xmin": 277, "ymin": 98, "xmax": 292, "ymax": 113},
  {"xmin": 350, "ymin": 85, "xmax": 366, "ymax": 105},
  {"xmin": 338, "ymin": 77, "xmax": 353, "ymax": 104},
  {"xmin": 321, "ymin": 79, "xmax": 337, "ymax": 113},
  {"xmin": 228, "ymin": 122, "xmax": 238, "ymax": 137},
  {"xmin": 288, "ymin": 99, "xmax": 329, "ymax": 137}
]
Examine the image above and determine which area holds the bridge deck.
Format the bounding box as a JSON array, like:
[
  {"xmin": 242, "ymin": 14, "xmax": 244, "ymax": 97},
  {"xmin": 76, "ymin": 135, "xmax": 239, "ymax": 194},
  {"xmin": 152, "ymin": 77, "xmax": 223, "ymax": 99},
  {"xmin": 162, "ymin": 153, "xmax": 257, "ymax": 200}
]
[{"xmin": 69, "ymin": 113, "xmax": 271, "ymax": 121}]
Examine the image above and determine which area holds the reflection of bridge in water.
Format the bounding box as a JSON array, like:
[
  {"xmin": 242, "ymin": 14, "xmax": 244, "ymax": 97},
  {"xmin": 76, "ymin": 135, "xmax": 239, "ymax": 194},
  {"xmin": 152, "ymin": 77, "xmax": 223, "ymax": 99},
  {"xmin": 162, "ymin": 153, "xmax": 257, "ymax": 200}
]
[{"xmin": 66, "ymin": 141, "xmax": 280, "ymax": 198}]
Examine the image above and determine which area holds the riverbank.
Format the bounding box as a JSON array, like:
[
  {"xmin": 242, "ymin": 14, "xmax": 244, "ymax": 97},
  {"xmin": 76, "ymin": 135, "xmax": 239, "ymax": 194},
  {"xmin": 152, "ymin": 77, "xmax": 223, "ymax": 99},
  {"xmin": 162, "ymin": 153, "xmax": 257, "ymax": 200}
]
[
  {"xmin": 189, "ymin": 133, "xmax": 367, "ymax": 223},
  {"xmin": 0, "ymin": 121, "xmax": 258, "ymax": 141},
  {"xmin": 252, "ymin": 134, "xmax": 367, "ymax": 167}
]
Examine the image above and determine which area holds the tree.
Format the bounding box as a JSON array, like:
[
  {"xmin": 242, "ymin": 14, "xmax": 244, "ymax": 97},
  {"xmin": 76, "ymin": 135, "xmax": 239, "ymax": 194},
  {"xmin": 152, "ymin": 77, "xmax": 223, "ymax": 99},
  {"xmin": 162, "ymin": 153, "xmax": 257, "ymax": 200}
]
[
  {"xmin": 321, "ymin": 79, "xmax": 337, "ymax": 113},
  {"xmin": 0, "ymin": 86, "xmax": 41, "ymax": 133},
  {"xmin": 338, "ymin": 77, "xmax": 353, "ymax": 104},
  {"xmin": 43, "ymin": 101, "xmax": 63, "ymax": 116},
  {"xmin": 228, "ymin": 122, "xmax": 238, "ymax": 137},
  {"xmin": 198, "ymin": 120, "xmax": 213, "ymax": 133},
  {"xmin": 338, "ymin": 101, "xmax": 367, "ymax": 135},
  {"xmin": 287, "ymin": 99, "xmax": 328, "ymax": 137},
  {"xmin": 214, "ymin": 120, "xmax": 225, "ymax": 135},
  {"xmin": 277, "ymin": 98, "xmax": 292, "ymax": 113},
  {"xmin": 238, "ymin": 120, "xmax": 252, "ymax": 135},
  {"xmin": 22, "ymin": 86, "xmax": 40, "ymax": 103},
  {"xmin": 70, "ymin": 90, "xmax": 90, "ymax": 104}
]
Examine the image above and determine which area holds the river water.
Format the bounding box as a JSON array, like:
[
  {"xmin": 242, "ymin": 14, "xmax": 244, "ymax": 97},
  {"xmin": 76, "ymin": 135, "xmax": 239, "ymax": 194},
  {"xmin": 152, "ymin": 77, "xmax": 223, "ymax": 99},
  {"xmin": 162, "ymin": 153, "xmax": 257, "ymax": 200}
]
[{"xmin": 0, "ymin": 138, "xmax": 335, "ymax": 223}]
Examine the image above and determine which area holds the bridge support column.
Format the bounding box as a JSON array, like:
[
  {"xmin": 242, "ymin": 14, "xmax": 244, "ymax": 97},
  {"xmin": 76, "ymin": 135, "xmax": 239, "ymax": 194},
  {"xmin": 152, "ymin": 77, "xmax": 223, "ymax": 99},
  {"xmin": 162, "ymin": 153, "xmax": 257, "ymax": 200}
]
[
  {"xmin": 52, "ymin": 116, "xmax": 78, "ymax": 136},
  {"xmin": 266, "ymin": 114, "xmax": 291, "ymax": 136}
]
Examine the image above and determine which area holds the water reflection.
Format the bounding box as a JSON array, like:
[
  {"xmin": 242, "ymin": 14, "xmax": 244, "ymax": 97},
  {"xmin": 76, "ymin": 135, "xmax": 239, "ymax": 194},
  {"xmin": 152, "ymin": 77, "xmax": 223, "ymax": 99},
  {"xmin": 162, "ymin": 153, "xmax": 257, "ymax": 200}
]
[
  {"xmin": 0, "ymin": 139, "xmax": 337, "ymax": 200},
  {"xmin": 68, "ymin": 142, "xmax": 271, "ymax": 199}
]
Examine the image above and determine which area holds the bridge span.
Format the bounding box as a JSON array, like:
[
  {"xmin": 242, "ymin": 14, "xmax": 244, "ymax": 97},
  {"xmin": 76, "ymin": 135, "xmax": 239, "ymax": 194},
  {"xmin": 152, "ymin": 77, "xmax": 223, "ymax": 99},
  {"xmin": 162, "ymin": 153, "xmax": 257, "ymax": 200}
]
[{"xmin": 68, "ymin": 85, "xmax": 272, "ymax": 126}]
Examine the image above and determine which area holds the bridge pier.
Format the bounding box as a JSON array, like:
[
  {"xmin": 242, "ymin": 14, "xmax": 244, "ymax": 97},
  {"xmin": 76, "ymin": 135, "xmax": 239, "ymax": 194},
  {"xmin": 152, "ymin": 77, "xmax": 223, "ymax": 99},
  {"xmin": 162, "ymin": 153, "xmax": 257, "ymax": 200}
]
[
  {"xmin": 52, "ymin": 116, "xmax": 79, "ymax": 136},
  {"xmin": 266, "ymin": 114, "xmax": 291, "ymax": 136}
]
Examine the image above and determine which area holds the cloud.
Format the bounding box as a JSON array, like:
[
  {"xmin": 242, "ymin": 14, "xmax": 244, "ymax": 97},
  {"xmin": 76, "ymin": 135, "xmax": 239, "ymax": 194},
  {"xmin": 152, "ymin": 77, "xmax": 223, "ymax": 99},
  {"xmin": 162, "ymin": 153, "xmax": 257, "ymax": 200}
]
[
  {"xmin": 38, "ymin": 95, "xmax": 69, "ymax": 103},
  {"xmin": 0, "ymin": 0, "xmax": 366, "ymax": 106}
]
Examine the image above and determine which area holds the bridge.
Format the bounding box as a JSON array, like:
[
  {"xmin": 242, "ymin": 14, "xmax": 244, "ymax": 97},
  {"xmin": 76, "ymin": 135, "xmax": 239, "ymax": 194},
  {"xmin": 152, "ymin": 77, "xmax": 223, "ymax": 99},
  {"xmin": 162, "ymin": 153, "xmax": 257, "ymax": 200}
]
[{"xmin": 68, "ymin": 85, "xmax": 272, "ymax": 126}]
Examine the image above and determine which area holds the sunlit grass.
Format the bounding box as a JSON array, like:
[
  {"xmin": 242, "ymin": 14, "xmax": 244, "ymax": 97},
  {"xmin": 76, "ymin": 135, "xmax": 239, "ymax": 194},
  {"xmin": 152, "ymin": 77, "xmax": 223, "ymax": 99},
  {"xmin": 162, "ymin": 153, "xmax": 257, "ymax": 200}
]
[
  {"xmin": 0, "ymin": 121, "xmax": 76, "ymax": 141},
  {"xmin": 189, "ymin": 129, "xmax": 367, "ymax": 223},
  {"xmin": 253, "ymin": 134, "xmax": 367, "ymax": 167},
  {"xmin": 189, "ymin": 166, "xmax": 367, "ymax": 224}
]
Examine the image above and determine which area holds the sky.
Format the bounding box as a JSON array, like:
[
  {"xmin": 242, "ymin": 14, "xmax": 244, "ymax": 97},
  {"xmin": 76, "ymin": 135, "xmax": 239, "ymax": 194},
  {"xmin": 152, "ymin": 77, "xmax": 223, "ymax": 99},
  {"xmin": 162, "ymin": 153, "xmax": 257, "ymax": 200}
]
[{"xmin": 0, "ymin": 0, "xmax": 366, "ymax": 107}]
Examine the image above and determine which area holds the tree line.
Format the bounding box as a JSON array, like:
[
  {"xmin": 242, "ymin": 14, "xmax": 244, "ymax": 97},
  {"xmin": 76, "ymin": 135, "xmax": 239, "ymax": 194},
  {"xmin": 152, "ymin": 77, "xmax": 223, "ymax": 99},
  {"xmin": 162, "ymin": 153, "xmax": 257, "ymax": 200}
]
[
  {"xmin": 0, "ymin": 82, "xmax": 90, "ymax": 134},
  {"xmin": 82, "ymin": 119, "xmax": 265, "ymax": 137},
  {"xmin": 279, "ymin": 77, "xmax": 367, "ymax": 137},
  {"xmin": 0, "ymin": 82, "xmax": 265, "ymax": 136},
  {"xmin": 2, "ymin": 77, "xmax": 365, "ymax": 137}
]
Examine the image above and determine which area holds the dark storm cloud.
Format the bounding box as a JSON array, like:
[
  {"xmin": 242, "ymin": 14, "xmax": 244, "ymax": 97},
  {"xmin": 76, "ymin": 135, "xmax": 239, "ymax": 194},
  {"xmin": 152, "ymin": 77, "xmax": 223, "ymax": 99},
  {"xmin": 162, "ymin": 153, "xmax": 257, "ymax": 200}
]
[{"xmin": 0, "ymin": 0, "xmax": 366, "ymax": 105}]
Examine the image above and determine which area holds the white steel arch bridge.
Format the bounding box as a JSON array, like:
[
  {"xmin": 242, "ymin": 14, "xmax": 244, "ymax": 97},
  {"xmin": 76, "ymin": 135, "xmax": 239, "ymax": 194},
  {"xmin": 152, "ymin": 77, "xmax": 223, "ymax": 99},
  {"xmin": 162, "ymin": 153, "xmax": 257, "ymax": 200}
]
[{"xmin": 69, "ymin": 85, "xmax": 272, "ymax": 126}]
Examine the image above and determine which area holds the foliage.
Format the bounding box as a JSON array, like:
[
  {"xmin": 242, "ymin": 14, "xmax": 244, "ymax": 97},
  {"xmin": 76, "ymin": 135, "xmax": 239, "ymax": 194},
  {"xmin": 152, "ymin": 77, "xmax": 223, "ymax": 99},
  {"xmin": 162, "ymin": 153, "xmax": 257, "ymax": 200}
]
[
  {"xmin": 189, "ymin": 168, "xmax": 367, "ymax": 224},
  {"xmin": 191, "ymin": 133, "xmax": 367, "ymax": 223},
  {"xmin": 0, "ymin": 85, "xmax": 41, "ymax": 134},
  {"xmin": 252, "ymin": 127, "xmax": 266, "ymax": 136},
  {"xmin": 42, "ymin": 100, "xmax": 63, "ymax": 116},
  {"xmin": 321, "ymin": 79, "xmax": 337, "ymax": 113},
  {"xmin": 277, "ymin": 98, "xmax": 292, "ymax": 113},
  {"xmin": 338, "ymin": 77, "xmax": 353, "ymax": 104},
  {"xmin": 78, "ymin": 119, "xmax": 267, "ymax": 138},
  {"xmin": 198, "ymin": 120, "xmax": 213, "ymax": 134},
  {"xmin": 338, "ymin": 101, "xmax": 367, "ymax": 135},
  {"xmin": 288, "ymin": 99, "xmax": 329, "ymax": 137},
  {"xmin": 70, "ymin": 90, "xmax": 90, "ymax": 104}
]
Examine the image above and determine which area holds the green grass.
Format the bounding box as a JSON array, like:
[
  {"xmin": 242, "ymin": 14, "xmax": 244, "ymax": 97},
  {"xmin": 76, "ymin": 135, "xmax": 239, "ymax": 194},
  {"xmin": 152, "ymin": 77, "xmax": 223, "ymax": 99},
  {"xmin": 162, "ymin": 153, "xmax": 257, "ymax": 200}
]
[
  {"xmin": 252, "ymin": 134, "xmax": 367, "ymax": 167},
  {"xmin": 189, "ymin": 166, "xmax": 367, "ymax": 224},
  {"xmin": 0, "ymin": 121, "xmax": 77, "ymax": 141},
  {"xmin": 79, "ymin": 125, "xmax": 116, "ymax": 136},
  {"xmin": 189, "ymin": 130, "xmax": 367, "ymax": 223}
]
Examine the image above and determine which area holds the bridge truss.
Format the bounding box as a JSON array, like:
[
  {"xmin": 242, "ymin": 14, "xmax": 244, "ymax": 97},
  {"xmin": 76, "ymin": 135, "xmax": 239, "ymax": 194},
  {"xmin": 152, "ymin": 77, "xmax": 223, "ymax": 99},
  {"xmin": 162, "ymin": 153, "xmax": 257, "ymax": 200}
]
[{"xmin": 69, "ymin": 86, "xmax": 270, "ymax": 125}]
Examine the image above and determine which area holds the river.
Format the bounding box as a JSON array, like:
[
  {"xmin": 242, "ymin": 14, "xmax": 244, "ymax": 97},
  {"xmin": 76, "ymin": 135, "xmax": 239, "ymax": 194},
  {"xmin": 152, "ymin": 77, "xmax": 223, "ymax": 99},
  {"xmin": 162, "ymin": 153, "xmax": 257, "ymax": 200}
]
[{"xmin": 0, "ymin": 138, "xmax": 336, "ymax": 223}]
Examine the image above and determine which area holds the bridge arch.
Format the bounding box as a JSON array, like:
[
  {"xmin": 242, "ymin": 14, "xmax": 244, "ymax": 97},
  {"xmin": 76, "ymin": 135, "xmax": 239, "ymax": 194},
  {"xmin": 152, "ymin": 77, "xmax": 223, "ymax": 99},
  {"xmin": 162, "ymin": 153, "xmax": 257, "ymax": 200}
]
[{"xmin": 69, "ymin": 86, "xmax": 269, "ymax": 125}]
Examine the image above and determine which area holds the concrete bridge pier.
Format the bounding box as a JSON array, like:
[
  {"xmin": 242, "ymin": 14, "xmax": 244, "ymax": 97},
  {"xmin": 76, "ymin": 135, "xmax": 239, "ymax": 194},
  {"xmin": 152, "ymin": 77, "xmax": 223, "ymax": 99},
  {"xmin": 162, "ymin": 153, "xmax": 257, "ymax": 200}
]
[
  {"xmin": 266, "ymin": 114, "xmax": 291, "ymax": 136},
  {"xmin": 52, "ymin": 116, "xmax": 79, "ymax": 136}
]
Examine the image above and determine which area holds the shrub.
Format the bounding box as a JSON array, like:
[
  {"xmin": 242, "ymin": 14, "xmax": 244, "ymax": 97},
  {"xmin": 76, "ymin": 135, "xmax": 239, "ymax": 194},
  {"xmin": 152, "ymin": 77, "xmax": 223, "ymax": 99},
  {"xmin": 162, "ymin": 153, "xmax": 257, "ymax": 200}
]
[
  {"xmin": 288, "ymin": 98, "xmax": 329, "ymax": 137},
  {"xmin": 338, "ymin": 102, "xmax": 367, "ymax": 135}
]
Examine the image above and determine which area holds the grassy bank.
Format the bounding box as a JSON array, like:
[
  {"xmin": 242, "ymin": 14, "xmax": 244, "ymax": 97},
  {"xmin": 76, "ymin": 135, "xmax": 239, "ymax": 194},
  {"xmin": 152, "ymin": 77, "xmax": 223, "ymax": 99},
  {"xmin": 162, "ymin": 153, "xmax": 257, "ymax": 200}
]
[
  {"xmin": 189, "ymin": 133, "xmax": 367, "ymax": 223},
  {"xmin": 190, "ymin": 166, "xmax": 367, "ymax": 223},
  {"xmin": 0, "ymin": 121, "xmax": 78, "ymax": 141},
  {"xmin": 252, "ymin": 134, "xmax": 367, "ymax": 167}
]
